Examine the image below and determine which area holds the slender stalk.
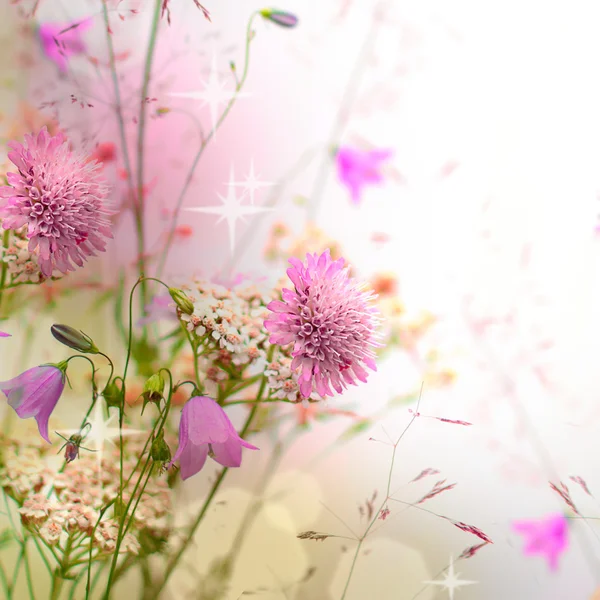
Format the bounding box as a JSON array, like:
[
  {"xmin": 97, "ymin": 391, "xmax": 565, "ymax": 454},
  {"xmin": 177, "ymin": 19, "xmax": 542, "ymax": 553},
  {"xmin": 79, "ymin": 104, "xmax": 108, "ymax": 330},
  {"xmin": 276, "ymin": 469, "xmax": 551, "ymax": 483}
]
[
  {"xmin": 101, "ymin": 1, "xmax": 134, "ymax": 197},
  {"xmin": 135, "ymin": 0, "xmax": 163, "ymax": 319},
  {"xmin": 104, "ymin": 373, "xmax": 173, "ymax": 598},
  {"xmin": 0, "ymin": 229, "xmax": 10, "ymax": 315},
  {"xmin": 156, "ymin": 12, "xmax": 259, "ymax": 278},
  {"xmin": 22, "ymin": 539, "xmax": 35, "ymax": 600},
  {"xmin": 306, "ymin": 5, "xmax": 383, "ymax": 221},
  {"xmin": 340, "ymin": 385, "xmax": 422, "ymax": 599},
  {"xmin": 148, "ymin": 379, "xmax": 265, "ymax": 600},
  {"xmin": 0, "ymin": 558, "xmax": 9, "ymax": 599},
  {"xmin": 50, "ymin": 535, "xmax": 74, "ymax": 600}
]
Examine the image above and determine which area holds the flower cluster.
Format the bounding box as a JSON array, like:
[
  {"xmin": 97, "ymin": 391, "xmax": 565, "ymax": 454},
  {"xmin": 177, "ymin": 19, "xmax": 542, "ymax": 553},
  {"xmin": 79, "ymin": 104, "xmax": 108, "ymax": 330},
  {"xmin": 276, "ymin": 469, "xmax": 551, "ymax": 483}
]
[
  {"xmin": 0, "ymin": 434, "xmax": 172, "ymax": 558},
  {"xmin": 265, "ymin": 354, "xmax": 322, "ymax": 402},
  {"xmin": 0, "ymin": 225, "xmax": 45, "ymax": 284},
  {"xmin": 178, "ymin": 278, "xmax": 274, "ymax": 371}
]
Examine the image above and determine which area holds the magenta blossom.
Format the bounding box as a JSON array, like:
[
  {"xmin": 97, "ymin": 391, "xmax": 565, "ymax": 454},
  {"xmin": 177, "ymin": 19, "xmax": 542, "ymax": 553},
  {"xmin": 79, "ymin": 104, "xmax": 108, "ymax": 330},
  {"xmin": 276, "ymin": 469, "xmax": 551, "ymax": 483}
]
[
  {"xmin": 513, "ymin": 513, "xmax": 568, "ymax": 571},
  {"xmin": 171, "ymin": 396, "xmax": 258, "ymax": 480},
  {"xmin": 38, "ymin": 19, "xmax": 92, "ymax": 73},
  {"xmin": 265, "ymin": 249, "xmax": 380, "ymax": 398},
  {"xmin": 0, "ymin": 127, "xmax": 112, "ymax": 278},
  {"xmin": 0, "ymin": 332, "xmax": 10, "ymax": 337},
  {"xmin": 0, "ymin": 363, "xmax": 68, "ymax": 443},
  {"xmin": 335, "ymin": 146, "xmax": 393, "ymax": 205}
]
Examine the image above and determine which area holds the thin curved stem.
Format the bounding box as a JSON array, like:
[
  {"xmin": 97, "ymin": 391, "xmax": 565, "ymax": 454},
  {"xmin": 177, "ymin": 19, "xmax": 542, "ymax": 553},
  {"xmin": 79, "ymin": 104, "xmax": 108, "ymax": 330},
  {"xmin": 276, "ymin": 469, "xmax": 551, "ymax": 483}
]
[
  {"xmin": 135, "ymin": 0, "xmax": 163, "ymax": 322},
  {"xmin": 156, "ymin": 12, "xmax": 259, "ymax": 278},
  {"xmin": 306, "ymin": 6, "xmax": 383, "ymax": 221},
  {"xmin": 147, "ymin": 372, "xmax": 266, "ymax": 600}
]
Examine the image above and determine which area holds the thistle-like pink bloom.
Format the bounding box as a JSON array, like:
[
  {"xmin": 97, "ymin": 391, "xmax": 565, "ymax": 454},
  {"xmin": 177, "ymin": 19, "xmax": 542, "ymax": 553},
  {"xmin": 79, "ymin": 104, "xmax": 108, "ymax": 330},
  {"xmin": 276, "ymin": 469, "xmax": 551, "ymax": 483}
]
[
  {"xmin": 0, "ymin": 363, "xmax": 68, "ymax": 443},
  {"xmin": 513, "ymin": 513, "xmax": 569, "ymax": 571},
  {"xmin": 0, "ymin": 128, "xmax": 112, "ymax": 278},
  {"xmin": 335, "ymin": 146, "xmax": 393, "ymax": 205},
  {"xmin": 265, "ymin": 249, "xmax": 380, "ymax": 398},
  {"xmin": 171, "ymin": 396, "xmax": 258, "ymax": 480},
  {"xmin": 38, "ymin": 19, "xmax": 92, "ymax": 73}
]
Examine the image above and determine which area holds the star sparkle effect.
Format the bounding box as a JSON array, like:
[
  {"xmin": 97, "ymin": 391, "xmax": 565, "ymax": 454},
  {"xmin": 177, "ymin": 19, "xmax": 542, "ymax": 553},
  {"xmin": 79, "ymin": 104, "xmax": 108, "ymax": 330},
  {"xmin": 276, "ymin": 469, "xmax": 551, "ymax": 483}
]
[
  {"xmin": 56, "ymin": 400, "xmax": 145, "ymax": 473},
  {"xmin": 169, "ymin": 53, "xmax": 249, "ymax": 136},
  {"xmin": 186, "ymin": 165, "xmax": 272, "ymax": 254},
  {"xmin": 230, "ymin": 159, "xmax": 273, "ymax": 204},
  {"xmin": 423, "ymin": 556, "xmax": 477, "ymax": 600}
]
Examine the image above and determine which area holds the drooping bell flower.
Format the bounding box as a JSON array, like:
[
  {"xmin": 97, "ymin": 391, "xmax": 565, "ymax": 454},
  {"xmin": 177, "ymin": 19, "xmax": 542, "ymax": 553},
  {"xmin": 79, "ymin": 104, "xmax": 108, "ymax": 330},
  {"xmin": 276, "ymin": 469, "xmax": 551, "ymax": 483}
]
[
  {"xmin": 171, "ymin": 396, "xmax": 258, "ymax": 480},
  {"xmin": 0, "ymin": 362, "xmax": 68, "ymax": 443},
  {"xmin": 513, "ymin": 513, "xmax": 569, "ymax": 571},
  {"xmin": 335, "ymin": 146, "xmax": 393, "ymax": 205}
]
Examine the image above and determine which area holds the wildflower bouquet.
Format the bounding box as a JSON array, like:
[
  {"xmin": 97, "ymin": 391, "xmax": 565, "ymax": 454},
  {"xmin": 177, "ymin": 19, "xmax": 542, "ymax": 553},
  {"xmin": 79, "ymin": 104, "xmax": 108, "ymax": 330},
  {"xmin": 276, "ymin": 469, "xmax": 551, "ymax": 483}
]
[{"xmin": 0, "ymin": 2, "xmax": 464, "ymax": 599}]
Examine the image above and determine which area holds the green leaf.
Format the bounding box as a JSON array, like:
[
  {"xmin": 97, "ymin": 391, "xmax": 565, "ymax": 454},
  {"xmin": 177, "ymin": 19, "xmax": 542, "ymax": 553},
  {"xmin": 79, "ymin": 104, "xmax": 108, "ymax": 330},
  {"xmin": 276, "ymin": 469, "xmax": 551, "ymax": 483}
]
[
  {"xmin": 0, "ymin": 529, "xmax": 15, "ymax": 548},
  {"xmin": 338, "ymin": 420, "xmax": 371, "ymax": 441},
  {"xmin": 388, "ymin": 393, "xmax": 419, "ymax": 408},
  {"xmin": 88, "ymin": 288, "xmax": 116, "ymax": 314}
]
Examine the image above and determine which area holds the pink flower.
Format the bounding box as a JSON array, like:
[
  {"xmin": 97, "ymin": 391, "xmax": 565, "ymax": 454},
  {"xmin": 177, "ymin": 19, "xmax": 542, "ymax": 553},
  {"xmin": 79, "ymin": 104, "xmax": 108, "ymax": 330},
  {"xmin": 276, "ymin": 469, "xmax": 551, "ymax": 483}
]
[
  {"xmin": 0, "ymin": 127, "xmax": 112, "ymax": 278},
  {"xmin": 0, "ymin": 363, "xmax": 68, "ymax": 443},
  {"xmin": 513, "ymin": 513, "xmax": 568, "ymax": 571},
  {"xmin": 265, "ymin": 249, "xmax": 380, "ymax": 398},
  {"xmin": 171, "ymin": 396, "xmax": 258, "ymax": 480},
  {"xmin": 0, "ymin": 332, "xmax": 10, "ymax": 337},
  {"xmin": 38, "ymin": 19, "xmax": 92, "ymax": 73},
  {"xmin": 335, "ymin": 146, "xmax": 393, "ymax": 205},
  {"xmin": 137, "ymin": 294, "xmax": 178, "ymax": 327}
]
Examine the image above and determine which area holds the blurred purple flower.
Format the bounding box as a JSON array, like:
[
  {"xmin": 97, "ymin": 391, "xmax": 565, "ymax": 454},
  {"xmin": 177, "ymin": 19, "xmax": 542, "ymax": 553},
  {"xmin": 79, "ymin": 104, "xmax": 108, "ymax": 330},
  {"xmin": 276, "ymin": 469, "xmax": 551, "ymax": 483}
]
[
  {"xmin": 171, "ymin": 396, "xmax": 258, "ymax": 480},
  {"xmin": 513, "ymin": 513, "xmax": 568, "ymax": 571},
  {"xmin": 0, "ymin": 127, "xmax": 112, "ymax": 278},
  {"xmin": 0, "ymin": 363, "xmax": 68, "ymax": 443},
  {"xmin": 38, "ymin": 18, "xmax": 92, "ymax": 73},
  {"xmin": 335, "ymin": 146, "xmax": 393, "ymax": 205},
  {"xmin": 0, "ymin": 332, "xmax": 10, "ymax": 337},
  {"xmin": 265, "ymin": 249, "xmax": 380, "ymax": 398},
  {"xmin": 138, "ymin": 294, "xmax": 178, "ymax": 326},
  {"xmin": 260, "ymin": 9, "xmax": 299, "ymax": 28}
]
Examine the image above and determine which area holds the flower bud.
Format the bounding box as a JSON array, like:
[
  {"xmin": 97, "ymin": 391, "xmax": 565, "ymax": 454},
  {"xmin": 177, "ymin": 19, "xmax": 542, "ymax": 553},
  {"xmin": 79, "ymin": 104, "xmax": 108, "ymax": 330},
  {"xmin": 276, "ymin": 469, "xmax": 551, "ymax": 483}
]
[
  {"xmin": 259, "ymin": 8, "xmax": 298, "ymax": 28},
  {"xmin": 102, "ymin": 380, "xmax": 123, "ymax": 409},
  {"xmin": 151, "ymin": 430, "xmax": 172, "ymax": 464},
  {"xmin": 51, "ymin": 324, "xmax": 99, "ymax": 354},
  {"xmin": 150, "ymin": 430, "xmax": 172, "ymax": 476},
  {"xmin": 168, "ymin": 288, "xmax": 194, "ymax": 315},
  {"xmin": 141, "ymin": 373, "xmax": 165, "ymax": 414}
]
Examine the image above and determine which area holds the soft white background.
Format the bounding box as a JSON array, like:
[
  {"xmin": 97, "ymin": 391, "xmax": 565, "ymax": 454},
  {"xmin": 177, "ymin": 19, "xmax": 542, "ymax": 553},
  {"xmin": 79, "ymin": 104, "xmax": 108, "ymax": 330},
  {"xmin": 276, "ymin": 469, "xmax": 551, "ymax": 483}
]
[{"xmin": 2, "ymin": 0, "xmax": 600, "ymax": 598}]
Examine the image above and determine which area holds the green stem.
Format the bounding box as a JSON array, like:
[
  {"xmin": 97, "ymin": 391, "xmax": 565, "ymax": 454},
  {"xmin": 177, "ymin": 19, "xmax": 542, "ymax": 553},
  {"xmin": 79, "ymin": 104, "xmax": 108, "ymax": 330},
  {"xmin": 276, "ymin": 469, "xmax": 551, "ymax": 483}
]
[
  {"xmin": 31, "ymin": 537, "xmax": 53, "ymax": 576},
  {"xmin": 49, "ymin": 572, "xmax": 63, "ymax": 600},
  {"xmin": 0, "ymin": 558, "xmax": 9, "ymax": 599},
  {"xmin": 135, "ymin": 0, "xmax": 163, "ymax": 322},
  {"xmin": 339, "ymin": 389, "xmax": 423, "ymax": 600},
  {"xmin": 101, "ymin": 0, "xmax": 134, "ymax": 198},
  {"xmin": 89, "ymin": 560, "xmax": 107, "ymax": 596},
  {"xmin": 306, "ymin": 9, "xmax": 380, "ymax": 222},
  {"xmin": 156, "ymin": 12, "xmax": 259, "ymax": 279},
  {"xmin": 0, "ymin": 229, "xmax": 10, "ymax": 316},
  {"xmin": 148, "ymin": 377, "xmax": 265, "ymax": 600},
  {"xmin": 22, "ymin": 539, "xmax": 35, "ymax": 600},
  {"xmin": 50, "ymin": 535, "xmax": 74, "ymax": 600},
  {"xmin": 104, "ymin": 373, "xmax": 173, "ymax": 598}
]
